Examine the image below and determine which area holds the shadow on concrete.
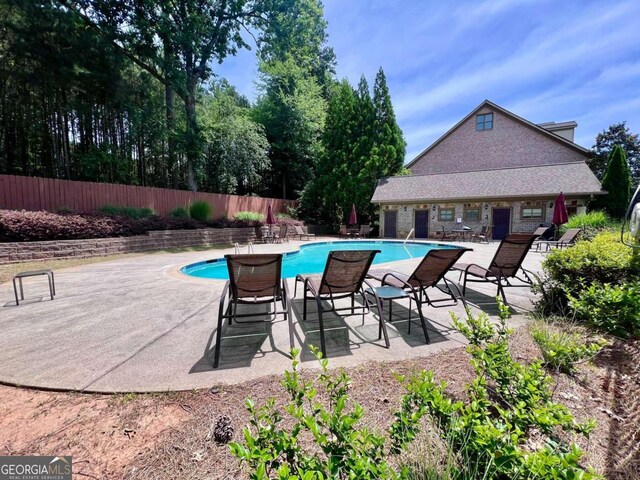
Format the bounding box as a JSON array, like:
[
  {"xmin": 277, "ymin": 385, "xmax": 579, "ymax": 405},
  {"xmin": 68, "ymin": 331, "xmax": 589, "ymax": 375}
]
[
  {"xmin": 192, "ymin": 303, "xmax": 292, "ymax": 372},
  {"xmin": 367, "ymin": 298, "xmax": 455, "ymax": 347},
  {"xmin": 290, "ymin": 298, "xmax": 358, "ymax": 362}
]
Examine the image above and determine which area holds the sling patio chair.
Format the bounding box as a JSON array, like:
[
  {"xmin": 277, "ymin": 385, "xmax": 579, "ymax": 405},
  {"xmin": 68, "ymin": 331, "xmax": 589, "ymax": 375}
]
[
  {"xmin": 359, "ymin": 224, "xmax": 371, "ymax": 238},
  {"xmin": 294, "ymin": 250, "xmax": 387, "ymax": 357},
  {"xmin": 366, "ymin": 247, "xmax": 471, "ymax": 344},
  {"xmin": 451, "ymin": 234, "xmax": 538, "ymax": 305},
  {"xmin": 471, "ymin": 225, "xmax": 492, "ymax": 243},
  {"xmin": 294, "ymin": 225, "xmax": 316, "ymax": 241},
  {"xmin": 213, "ymin": 254, "xmax": 293, "ymax": 368},
  {"xmin": 338, "ymin": 225, "xmax": 349, "ymax": 238},
  {"xmin": 439, "ymin": 226, "xmax": 458, "ymax": 241},
  {"xmin": 534, "ymin": 228, "xmax": 580, "ymax": 252},
  {"xmin": 274, "ymin": 224, "xmax": 289, "ymax": 243},
  {"xmin": 254, "ymin": 225, "xmax": 273, "ymax": 244}
]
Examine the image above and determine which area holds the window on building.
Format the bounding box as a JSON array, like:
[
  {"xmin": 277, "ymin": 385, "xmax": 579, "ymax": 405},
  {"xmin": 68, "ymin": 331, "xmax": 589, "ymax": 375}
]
[
  {"xmin": 439, "ymin": 207, "xmax": 455, "ymax": 221},
  {"xmin": 521, "ymin": 207, "xmax": 544, "ymax": 219},
  {"xmin": 464, "ymin": 207, "xmax": 481, "ymax": 221},
  {"xmin": 476, "ymin": 113, "xmax": 493, "ymax": 131}
]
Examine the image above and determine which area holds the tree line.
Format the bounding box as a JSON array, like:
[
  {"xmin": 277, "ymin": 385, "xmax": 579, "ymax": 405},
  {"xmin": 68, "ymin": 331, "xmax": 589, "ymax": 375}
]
[{"xmin": 0, "ymin": 0, "xmax": 406, "ymax": 225}]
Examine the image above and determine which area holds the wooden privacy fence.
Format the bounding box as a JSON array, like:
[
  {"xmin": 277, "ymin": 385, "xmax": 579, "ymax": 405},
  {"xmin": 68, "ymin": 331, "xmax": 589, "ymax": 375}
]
[{"xmin": 0, "ymin": 175, "xmax": 294, "ymax": 217}]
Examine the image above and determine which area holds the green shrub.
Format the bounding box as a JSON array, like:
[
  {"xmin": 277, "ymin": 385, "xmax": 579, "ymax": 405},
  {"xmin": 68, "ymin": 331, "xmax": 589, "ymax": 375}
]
[
  {"xmin": 530, "ymin": 320, "xmax": 607, "ymax": 374},
  {"xmin": 560, "ymin": 210, "xmax": 620, "ymax": 239},
  {"xmin": 230, "ymin": 346, "xmax": 401, "ymax": 479},
  {"xmin": 233, "ymin": 211, "xmax": 264, "ymax": 222},
  {"xmin": 543, "ymin": 232, "xmax": 635, "ymax": 296},
  {"xmin": 188, "ymin": 201, "xmax": 212, "ymax": 221},
  {"xmin": 231, "ymin": 303, "xmax": 599, "ymax": 480},
  {"xmin": 170, "ymin": 206, "xmax": 190, "ymax": 218},
  {"xmin": 98, "ymin": 205, "xmax": 154, "ymax": 219},
  {"xmin": 569, "ymin": 282, "xmax": 640, "ymax": 338}
]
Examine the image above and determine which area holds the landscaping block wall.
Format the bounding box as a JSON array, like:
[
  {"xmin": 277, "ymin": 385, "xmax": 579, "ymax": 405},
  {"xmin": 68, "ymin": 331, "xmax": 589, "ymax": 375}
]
[{"xmin": 0, "ymin": 228, "xmax": 256, "ymax": 264}]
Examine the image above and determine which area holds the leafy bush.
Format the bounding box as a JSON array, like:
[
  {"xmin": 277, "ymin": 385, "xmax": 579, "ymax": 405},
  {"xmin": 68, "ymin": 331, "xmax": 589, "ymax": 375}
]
[
  {"xmin": 543, "ymin": 232, "xmax": 635, "ymax": 296},
  {"xmin": 530, "ymin": 320, "xmax": 607, "ymax": 374},
  {"xmin": 399, "ymin": 303, "xmax": 597, "ymax": 479},
  {"xmin": 537, "ymin": 232, "xmax": 638, "ymax": 317},
  {"xmin": 170, "ymin": 206, "xmax": 190, "ymax": 218},
  {"xmin": 230, "ymin": 303, "xmax": 599, "ymax": 480},
  {"xmin": 233, "ymin": 211, "xmax": 264, "ymax": 222},
  {"xmin": 559, "ymin": 210, "xmax": 620, "ymax": 240},
  {"xmin": 0, "ymin": 210, "xmax": 123, "ymax": 241},
  {"xmin": 230, "ymin": 346, "xmax": 401, "ymax": 479},
  {"xmin": 189, "ymin": 201, "xmax": 212, "ymax": 221},
  {"xmin": 99, "ymin": 204, "xmax": 154, "ymax": 219},
  {"xmin": 569, "ymin": 282, "xmax": 640, "ymax": 338}
]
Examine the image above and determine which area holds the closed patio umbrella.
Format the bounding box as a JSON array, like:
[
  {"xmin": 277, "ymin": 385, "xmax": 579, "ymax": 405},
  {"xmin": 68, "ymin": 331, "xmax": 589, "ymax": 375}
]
[
  {"xmin": 552, "ymin": 192, "xmax": 569, "ymax": 240},
  {"xmin": 349, "ymin": 204, "xmax": 358, "ymax": 226},
  {"xmin": 266, "ymin": 203, "xmax": 275, "ymax": 239}
]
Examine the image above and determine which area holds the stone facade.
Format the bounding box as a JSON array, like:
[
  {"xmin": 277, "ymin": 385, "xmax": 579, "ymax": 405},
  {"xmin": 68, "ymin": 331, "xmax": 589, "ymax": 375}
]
[
  {"xmin": 380, "ymin": 199, "xmax": 587, "ymax": 239},
  {"xmin": 0, "ymin": 227, "xmax": 257, "ymax": 264}
]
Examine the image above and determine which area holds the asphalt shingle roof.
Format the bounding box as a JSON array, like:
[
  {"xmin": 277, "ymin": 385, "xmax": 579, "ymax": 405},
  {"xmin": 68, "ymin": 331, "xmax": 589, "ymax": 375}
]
[{"xmin": 371, "ymin": 162, "xmax": 603, "ymax": 203}]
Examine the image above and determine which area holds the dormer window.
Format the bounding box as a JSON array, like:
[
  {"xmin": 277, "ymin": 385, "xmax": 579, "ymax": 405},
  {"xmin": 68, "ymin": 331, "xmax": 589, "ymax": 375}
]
[{"xmin": 476, "ymin": 113, "xmax": 493, "ymax": 131}]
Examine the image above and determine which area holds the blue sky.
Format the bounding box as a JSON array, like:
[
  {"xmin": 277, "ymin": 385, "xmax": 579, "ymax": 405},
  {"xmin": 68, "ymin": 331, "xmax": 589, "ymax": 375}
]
[{"xmin": 216, "ymin": 0, "xmax": 640, "ymax": 162}]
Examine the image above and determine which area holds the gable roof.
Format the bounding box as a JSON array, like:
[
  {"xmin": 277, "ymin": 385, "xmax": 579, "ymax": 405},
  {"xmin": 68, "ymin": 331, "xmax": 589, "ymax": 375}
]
[
  {"xmin": 371, "ymin": 162, "xmax": 603, "ymax": 204},
  {"xmin": 405, "ymin": 100, "xmax": 589, "ymax": 169}
]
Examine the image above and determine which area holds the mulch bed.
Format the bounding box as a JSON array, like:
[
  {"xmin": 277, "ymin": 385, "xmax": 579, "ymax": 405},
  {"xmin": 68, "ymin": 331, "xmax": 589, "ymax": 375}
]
[{"xmin": 1, "ymin": 327, "xmax": 638, "ymax": 479}]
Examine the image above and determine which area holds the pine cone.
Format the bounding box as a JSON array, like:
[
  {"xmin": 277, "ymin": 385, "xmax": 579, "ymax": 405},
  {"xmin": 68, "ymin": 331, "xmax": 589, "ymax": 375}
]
[{"xmin": 213, "ymin": 415, "xmax": 234, "ymax": 444}]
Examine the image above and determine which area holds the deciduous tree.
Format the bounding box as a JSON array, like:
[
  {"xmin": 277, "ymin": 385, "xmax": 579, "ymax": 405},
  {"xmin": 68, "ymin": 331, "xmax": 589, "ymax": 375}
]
[{"xmin": 589, "ymin": 122, "xmax": 639, "ymax": 185}]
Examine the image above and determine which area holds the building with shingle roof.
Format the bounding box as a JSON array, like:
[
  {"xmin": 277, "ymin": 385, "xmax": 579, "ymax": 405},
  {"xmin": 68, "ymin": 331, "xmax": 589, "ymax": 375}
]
[{"xmin": 371, "ymin": 100, "xmax": 604, "ymax": 240}]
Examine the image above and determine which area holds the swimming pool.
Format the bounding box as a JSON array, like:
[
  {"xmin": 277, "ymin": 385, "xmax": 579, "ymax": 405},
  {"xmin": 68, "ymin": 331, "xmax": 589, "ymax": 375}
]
[{"xmin": 181, "ymin": 240, "xmax": 459, "ymax": 280}]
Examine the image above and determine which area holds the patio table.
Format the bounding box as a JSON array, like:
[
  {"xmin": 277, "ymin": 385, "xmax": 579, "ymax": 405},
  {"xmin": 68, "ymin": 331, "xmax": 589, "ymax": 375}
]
[{"xmin": 451, "ymin": 229, "xmax": 472, "ymax": 241}]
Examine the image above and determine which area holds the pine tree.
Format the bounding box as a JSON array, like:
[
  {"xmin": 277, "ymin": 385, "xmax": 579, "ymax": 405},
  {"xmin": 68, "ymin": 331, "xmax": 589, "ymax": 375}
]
[
  {"xmin": 598, "ymin": 145, "xmax": 632, "ymax": 218},
  {"xmin": 372, "ymin": 67, "xmax": 406, "ymax": 176}
]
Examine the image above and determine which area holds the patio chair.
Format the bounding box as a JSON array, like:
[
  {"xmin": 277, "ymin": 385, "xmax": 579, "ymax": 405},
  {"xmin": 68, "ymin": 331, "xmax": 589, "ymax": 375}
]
[
  {"xmin": 294, "ymin": 225, "xmax": 316, "ymax": 241},
  {"xmin": 438, "ymin": 226, "xmax": 456, "ymax": 241},
  {"xmin": 366, "ymin": 247, "xmax": 471, "ymax": 344},
  {"xmin": 274, "ymin": 225, "xmax": 288, "ymax": 243},
  {"xmin": 294, "ymin": 250, "xmax": 386, "ymax": 357},
  {"xmin": 339, "ymin": 225, "xmax": 349, "ymax": 238},
  {"xmin": 451, "ymin": 234, "xmax": 538, "ymax": 305},
  {"xmin": 213, "ymin": 254, "xmax": 294, "ymax": 368},
  {"xmin": 535, "ymin": 228, "xmax": 580, "ymax": 252},
  {"xmin": 359, "ymin": 224, "xmax": 371, "ymax": 238},
  {"xmin": 471, "ymin": 225, "xmax": 492, "ymax": 243},
  {"xmin": 254, "ymin": 225, "xmax": 272, "ymax": 244}
]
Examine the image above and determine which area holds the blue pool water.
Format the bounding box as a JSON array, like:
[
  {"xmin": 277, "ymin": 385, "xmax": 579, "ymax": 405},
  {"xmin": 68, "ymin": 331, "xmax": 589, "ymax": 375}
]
[{"xmin": 181, "ymin": 240, "xmax": 458, "ymax": 280}]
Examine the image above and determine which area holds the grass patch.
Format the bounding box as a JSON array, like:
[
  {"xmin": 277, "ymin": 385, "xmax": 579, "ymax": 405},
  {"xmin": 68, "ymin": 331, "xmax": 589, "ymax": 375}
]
[{"xmin": 529, "ymin": 318, "xmax": 608, "ymax": 374}]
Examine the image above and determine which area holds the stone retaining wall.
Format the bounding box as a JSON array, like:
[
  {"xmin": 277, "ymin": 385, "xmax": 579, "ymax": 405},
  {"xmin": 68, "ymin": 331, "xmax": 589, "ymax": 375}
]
[{"xmin": 0, "ymin": 228, "xmax": 256, "ymax": 264}]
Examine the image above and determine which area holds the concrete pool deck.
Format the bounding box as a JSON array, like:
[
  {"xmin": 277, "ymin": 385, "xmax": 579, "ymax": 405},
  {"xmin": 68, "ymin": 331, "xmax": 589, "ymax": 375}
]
[{"xmin": 0, "ymin": 238, "xmax": 545, "ymax": 393}]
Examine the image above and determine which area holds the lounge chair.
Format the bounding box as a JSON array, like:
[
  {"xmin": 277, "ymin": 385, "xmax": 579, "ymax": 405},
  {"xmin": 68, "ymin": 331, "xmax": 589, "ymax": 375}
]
[
  {"xmin": 213, "ymin": 254, "xmax": 294, "ymax": 368},
  {"xmin": 294, "ymin": 225, "xmax": 316, "ymax": 241},
  {"xmin": 359, "ymin": 224, "xmax": 371, "ymax": 238},
  {"xmin": 471, "ymin": 225, "xmax": 492, "ymax": 243},
  {"xmin": 535, "ymin": 228, "xmax": 580, "ymax": 251},
  {"xmin": 451, "ymin": 234, "xmax": 538, "ymax": 304},
  {"xmin": 294, "ymin": 250, "xmax": 387, "ymax": 357},
  {"xmin": 367, "ymin": 247, "xmax": 471, "ymax": 343}
]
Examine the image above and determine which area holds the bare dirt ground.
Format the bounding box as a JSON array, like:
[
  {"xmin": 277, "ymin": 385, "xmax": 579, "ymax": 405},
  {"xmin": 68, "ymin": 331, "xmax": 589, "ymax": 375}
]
[{"xmin": 1, "ymin": 328, "xmax": 638, "ymax": 479}]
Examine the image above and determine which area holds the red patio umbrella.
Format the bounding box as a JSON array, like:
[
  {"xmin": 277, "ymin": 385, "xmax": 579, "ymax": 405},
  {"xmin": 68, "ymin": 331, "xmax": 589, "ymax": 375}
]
[
  {"xmin": 552, "ymin": 192, "xmax": 568, "ymax": 239},
  {"xmin": 266, "ymin": 203, "xmax": 275, "ymax": 238},
  {"xmin": 349, "ymin": 204, "xmax": 358, "ymax": 226},
  {"xmin": 266, "ymin": 203, "xmax": 275, "ymax": 225}
]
